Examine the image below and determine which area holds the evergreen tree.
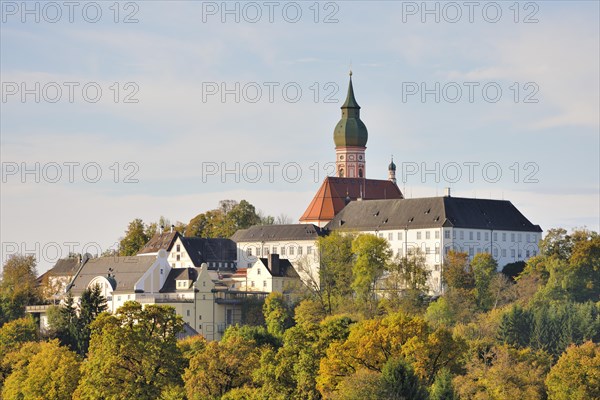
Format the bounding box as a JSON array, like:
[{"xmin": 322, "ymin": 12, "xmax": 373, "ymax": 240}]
[{"xmin": 429, "ymin": 368, "xmax": 458, "ymax": 400}]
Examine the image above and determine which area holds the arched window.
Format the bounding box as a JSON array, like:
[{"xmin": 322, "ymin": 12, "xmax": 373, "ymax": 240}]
[
  {"xmin": 358, "ymin": 168, "xmax": 363, "ymax": 177},
  {"xmin": 339, "ymin": 168, "xmax": 344, "ymax": 177}
]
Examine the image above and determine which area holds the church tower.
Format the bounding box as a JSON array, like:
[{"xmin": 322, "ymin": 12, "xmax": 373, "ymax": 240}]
[
  {"xmin": 388, "ymin": 156, "xmax": 397, "ymax": 184},
  {"xmin": 334, "ymin": 71, "xmax": 368, "ymax": 178}
]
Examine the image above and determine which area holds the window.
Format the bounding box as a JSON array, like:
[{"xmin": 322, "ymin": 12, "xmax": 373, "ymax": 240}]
[
  {"xmin": 444, "ymin": 230, "xmax": 450, "ymax": 239},
  {"xmin": 202, "ymin": 295, "xmax": 206, "ymax": 300},
  {"xmin": 477, "ymin": 232, "xmax": 481, "ymax": 240},
  {"xmin": 264, "ymin": 247, "xmax": 269, "ymax": 255},
  {"xmin": 398, "ymin": 232, "xmax": 403, "ymax": 240},
  {"xmin": 526, "ymin": 234, "xmax": 530, "ymax": 243},
  {"xmin": 493, "ymin": 232, "xmax": 498, "ymax": 241},
  {"xmin": 502, "ymin": 249, "xmax": 507, "ymax": 257},
  {"xmin": 307, "ymin": 246, "xmax": 313, "ymax": 255},
  {"xmin": 247, "ymin": 248, "xmax": 252, "ymax": 256},
  {"xmin": 388, "ymin": 233, "xmax": 393, "ymax": 241},
  {"xmin": 518, "ymin": 251, "xmax": 522, "ymax": 258},
  {"xmin": 289, "ymin": 246, "xmax": 294, "ymax": 256},
  {"xmin": 257, "ymin": 267, "xmax": 261, "ymax": 275},
  {"xmin": 186, "ymin": 310, "xmax": 190, "ymax": 317},
  {"xmin": 477, "ymin": 248, "xmax": 481, "ymax": 254},
  {"xmin": 398, "ymin": 248, "xmax": 403, "ymax": 256},
  {"xmin": 281, "ymin": 246, "xmax": 286, "ymax": 255},
  {"xmin": 435, "ymin": 231, "xmax": 440, "ymax": 239},
  {"xmin": 453, "ymin": 230, "xmax": 456, "ymax": 239},
  {"xmin": 435, "ymin": 243, "xmax": 440, "ymax": 253},
  {"xmin": 460, "ymin": 231, "xmax": 464, "ymax": 240},
  {"xmin": 176, "ymin": 244, "xmax": 180, "ymax": 252},
  {"xmin": 263, "ymin": 281, "xmax": 267, "ymax": 287},
  {"xmin": 251, "ymin": 281, "xmax": 255, "ymax": 287},
  {"xmin": 469, "ymin": 247, "xmax": 474, "ymax": 256},
  {"xmin": 434, "ymin": 264, "xmax": 440, "ymax": 271},
  {"xmin": 272, "ymin": 246, "xmax": 277, "ymax": 254},
  {"xmin": 426, "ymin": 246, "xmax": 431, "ymax": 254},
  {"xmin": 485, "ymin": 232, "xmax": 489, "ymax": 241},
  {"xmin": 378, "ymin": 233, "xmax": 383, "ymax": 238},
  {"xmin": 511, "ymin": 249, "xmax": 516, "ymax": 258},
  {"xmin": 117, "ymin": 296, "xmax": 121, "ymax": 301},
  {"xmin": 426, "ymin": 231, "xmax": 431, "ymax": 239},
  {"xmin": 526, "ymin": 250, "xmax": 530, "ymax": 257},
  {"xmin": 493, "ymin": 248, "xmax": 498, "ymax": 257},
  {"xmin": 511, "ymin": 233, "xmax": 515, "ymax": 242},
  {"xmin": 298, "ymin": 246, "xmax": 303, "ymax": 255},
  {"xmin": 199, "ymin": 315, "xmax": 202, "ymax": 320},
  {"xmin": 469, "ymin": 232, "xmax": 474, "ymax": 240},
  {"xmin": 417, "ymin": 231, "xmax": 422, "ymax": 240},
  {"xmin": 160, "ymin": 269, "xmax": 163, "ymax": 275},
  {"xmin": 247, "ymin": 263, "xmax": 252, "ymax": 268}
]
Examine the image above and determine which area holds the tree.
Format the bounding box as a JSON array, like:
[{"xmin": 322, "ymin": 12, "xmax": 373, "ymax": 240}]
[
  {"xmin": 429, "ymin": 368, "xmax": 458, "ymax": 400},
  {"xmin": 262, "ymin": 292, "xmax": 293, "ymax": 337},
  {"xmin": 471, "ymin": 253, "xmax": 499, "ymax": 311},
  {"xmin": 546, "ymin": 341, "xmax": 600, "ymax": 400},
  {"xmin": 497, "ymin": 304, "xmax": 533, "ymax": 348},
  {"xmin": 2, "ymin": 339, "xmax": 80, "ymax": 400},
  {"xmin": 0, "ymin": 316, "xmax": 38, "ymax": 387},
  {"xmin": 47, "ymin": 287, "xmax": 106, "ymax": 355},
  {"xmin": 74, "ymin": 302, "xmax": 184, "ymax": 399},
  {"xmin": 351, "ymin": 234, "xmax": 392, "ymax": 315},
  {"xmin": 184, "ymin": 334, "xmax": 259, "ymax": 399},
  {"xmin": 379, "ymin": 357, "xmax": 428, "ymax": 400},
  {"xmin": 501, "ymin": 261, "xmax": 526, "ymax": 281},
  {"xmin": 385, "ymin": 250, "xmax": 430, "ymax": 299},
  {"xmin": 119, "ymin": 218, "xmax": 149, "ymax": 256},
  {"xmin": 0, "ymin": 254, "xmax": 40, "ymax": 326},
  {"xmin": 316, "ymin": 232, "xmax": 355, "ymax": 314},
  {"xmin": 185, "ymin": 200, "xmax": 262, "ymax": 238},
  {"xmin": 442, "ymin": 251, "xmax": 474, "ymax": 291},
  {"xmin": 454, "ymin": 345, "xmax": 552, "ymax": 400},
  {"xmin": 317, "ymin": 312, "xmax": 465, "ymax": 395}
]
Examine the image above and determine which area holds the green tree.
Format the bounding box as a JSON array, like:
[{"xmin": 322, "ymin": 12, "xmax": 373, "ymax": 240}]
[
  {"xmin": 546, "ymin": 341, "xmax": 600, "ymax": 400},
  {"xmin": 471, "ymin": 253, "xmax": 499, "ymax": 310},
  {"xmin": 263, "ymin": 292, "xmax": 293, "ymax": 337},
  {"xmin": 316, "ymin": 232, "xmax": 355, "ymax": 314},
  {"xmin": 497, "ymin": 304, "xmax": 533, "ymax": 348},
  {"xmin": 75, "ymin": 285, "xmax": 107, "ymax": 355},
  {"xmin": 0, "ymin": 254, "xmax": 40, "ymax": 326},
  {"xmin": 119, "ymin": 218, "xmax": 149, "ymax": 256},
  {"xmin": 351, "ymin": 234, "xmax": 392, "ymax": 315},
  {"xmin": 75, "ymin": 302, "xmax": 184, "ymax": 399},
  {"xmin": 429, "ymin": 368, "xmax": 458, "ymax": 400},
  {"xmin": 2, "ymin": 339, "xmax": 80, "ymax": 400},
  {"xmin": 185, "ymin": 199, "xmax": 262, "ymax": 238},
  {"xmin": 380, "ymin": 357, "xmax": 428, "ymax": 400}
]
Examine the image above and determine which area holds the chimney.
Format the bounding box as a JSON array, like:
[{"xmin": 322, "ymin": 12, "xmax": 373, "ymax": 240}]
[
  {"xmin": 444, "ymin": 187, "xmax": 451, "ymax": 197},
  {"xmin": 170, "ymin": 224, "xmax": 175, "ymax": 233},
  {"xmin": 160, "ymin": 225, "xmax": 164, "ymax": 234},
  {"xmin": 268, "ymin": 253, "xmax": 280, "ymax": 276}
]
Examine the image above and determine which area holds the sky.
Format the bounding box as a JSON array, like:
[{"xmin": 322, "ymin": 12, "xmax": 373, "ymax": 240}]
[{"xmin": 1, "ymin": 0, "xmax": 599, "ymax": 273}]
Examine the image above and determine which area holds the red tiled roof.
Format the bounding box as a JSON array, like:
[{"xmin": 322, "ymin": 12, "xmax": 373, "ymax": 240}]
[{"xmin": 300, "ymin": 177, "xmax": 403, "ymax": 223}]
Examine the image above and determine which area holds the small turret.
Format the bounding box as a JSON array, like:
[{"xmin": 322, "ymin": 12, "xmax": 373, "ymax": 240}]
[{"xmin": 388, "ymin": 155, "xmax": 397, "ymax": 184}]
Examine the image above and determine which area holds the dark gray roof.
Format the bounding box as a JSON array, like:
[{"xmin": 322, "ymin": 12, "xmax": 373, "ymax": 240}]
[
  {"xmin": 69, "ymin": 255, "xmax": 157, "ymax": 295},
  {"xmin": 326, "ymin": 197, "xmax": 542, "ymax": 232},
  {"xmin": 231, "ymin": 224, "xmax": 326, "ymax": 242},
  {"xmin": 46, "ymin": 258, "xmax": 81, "ymax": 276},
  {"xmin": 258, "ymin": 258, "xmax": 299, "ymax": 279},
  {"xmin": 138, "ymin": 231, "xmax": 180, "ymax": 254},
  {"xmin": 160, "ymin": 268, "xmax": 199, "ymax": 293},
  {"xmin": 180, "ymin": 238, "xmax": 236, "ymax": 266}
]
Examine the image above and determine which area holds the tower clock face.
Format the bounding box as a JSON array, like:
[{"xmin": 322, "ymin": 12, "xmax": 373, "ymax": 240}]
[
  {"xmin": 340, "ymin": 155, "xmax": 344, "ymax": 160},
  {"xmin": 349, "ymin": 155, "xmax": 355, "ymax": 161},
  {"xmin": 359, "ymin": 155, "xmax": 363, "ymax": 160}
]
